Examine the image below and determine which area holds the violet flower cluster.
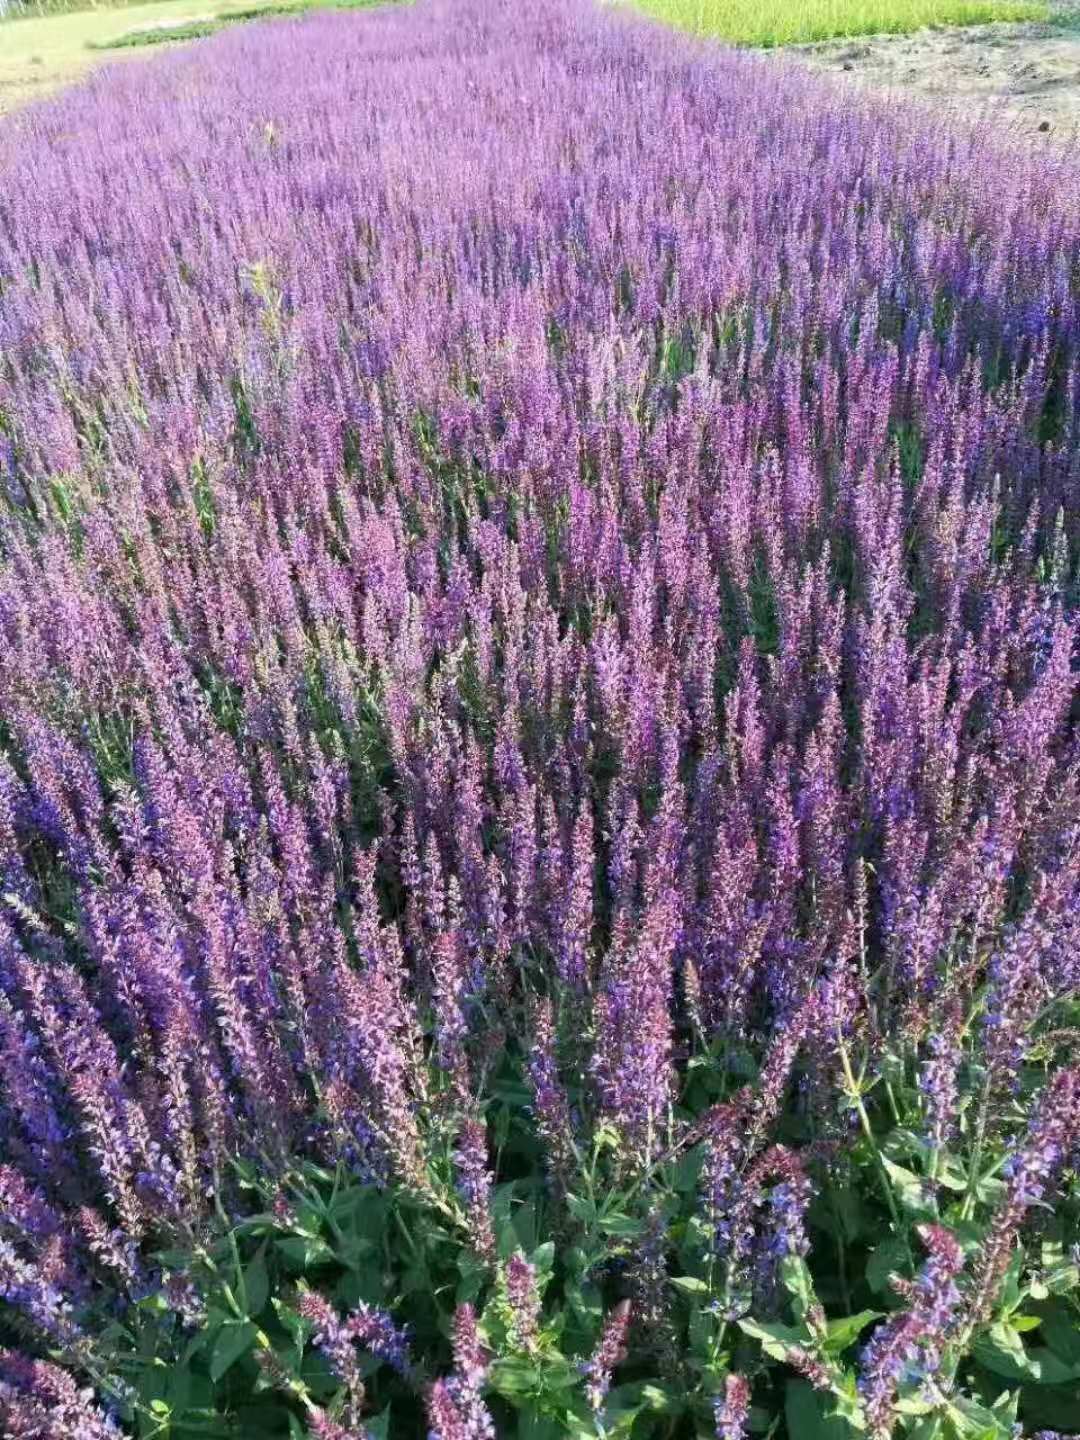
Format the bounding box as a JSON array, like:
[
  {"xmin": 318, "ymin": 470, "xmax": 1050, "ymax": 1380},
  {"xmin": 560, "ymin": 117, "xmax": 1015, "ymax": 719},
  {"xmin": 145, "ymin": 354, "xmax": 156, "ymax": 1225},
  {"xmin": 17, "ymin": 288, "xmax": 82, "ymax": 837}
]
[
  {"xmin": 427, "ymin": 1305, "xmax": 496, "ymax": 1440},
  {"xmin": 858, "ymin": 1226, "xmax": 965, "ymax": 1435},
  {"xmin": 582, "ymin": 1299, "xmax": 633, "ymax": 1413},
  {"xmin": 0, "ymin": 0, "xmax": 1076, "ymax": 1427}
]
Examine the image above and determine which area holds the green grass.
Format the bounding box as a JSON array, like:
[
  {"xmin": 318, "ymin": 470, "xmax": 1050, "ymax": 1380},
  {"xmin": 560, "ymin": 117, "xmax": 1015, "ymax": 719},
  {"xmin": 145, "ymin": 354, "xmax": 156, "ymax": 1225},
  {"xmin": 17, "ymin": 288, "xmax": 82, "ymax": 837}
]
[
  {"xmin": 3, "ymin": 0, "xmax": 176, "ymax": 15},
  {"xmin": 92, "ymin": 16, "xmax": 220, "ymax": 43},
  {"xmin": 0, "ymin": 0, "xmax": 388, "ymax": 112},
  {"xmin": 87, "ymin": 0, "xmax": 384, "ymax": 47},
  {"xmin": 633, "ymin": 0, "xmax": 1047, "ymax": 46}
]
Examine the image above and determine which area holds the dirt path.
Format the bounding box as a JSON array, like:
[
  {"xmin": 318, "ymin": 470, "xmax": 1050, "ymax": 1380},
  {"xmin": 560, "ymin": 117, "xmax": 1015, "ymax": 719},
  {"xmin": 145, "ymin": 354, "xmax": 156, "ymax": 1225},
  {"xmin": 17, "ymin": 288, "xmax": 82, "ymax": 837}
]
[{"xmin": 791, "ymin": 3, "xmax": 1080, "ymax": 137}]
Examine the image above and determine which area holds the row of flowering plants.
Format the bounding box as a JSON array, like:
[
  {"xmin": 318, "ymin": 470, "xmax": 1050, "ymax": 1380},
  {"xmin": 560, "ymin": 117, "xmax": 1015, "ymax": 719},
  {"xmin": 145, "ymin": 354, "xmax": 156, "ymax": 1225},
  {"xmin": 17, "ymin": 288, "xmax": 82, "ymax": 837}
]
[{"xmin": 0, "ymin": 0, "xmax": 1078, "ymax": 1435}]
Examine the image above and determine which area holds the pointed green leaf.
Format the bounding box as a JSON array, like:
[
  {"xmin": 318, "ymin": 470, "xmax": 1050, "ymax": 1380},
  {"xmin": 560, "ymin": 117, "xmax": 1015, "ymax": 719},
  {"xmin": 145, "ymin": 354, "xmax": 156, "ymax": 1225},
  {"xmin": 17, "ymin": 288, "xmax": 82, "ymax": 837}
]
[
  {"xmin": 781, "ymin": 1256, "xmax": 817, "ymax": 1324},
  {"xmin": 243, "ymin": 1247, "xmax": 269, "ymax": 1316},
  {"xmin": 824, "ymin": 1311, "xmax": 882, "ymax": 1355},
  {"xmin": 866, "ymin": 1237, "xmax": 909, "ymax": 1294},
  {"xmin": 210, "ymin": 1320, "xmax": 257, "ymax": 1382},
  {"xmin": 784, "ymin": 1380, "xmax": 856, "ymax": 1439},
  {"xmin": 738, "ymin": 1318, "xmax": 807, "ymax": 1364},
  {"xmin": 881, "ymin": 1158, "xmax": 934, "ymax": 1218},
  {"xmin": 670, "ymin": 1274, "xmax": 710, "ymax": 1297}
]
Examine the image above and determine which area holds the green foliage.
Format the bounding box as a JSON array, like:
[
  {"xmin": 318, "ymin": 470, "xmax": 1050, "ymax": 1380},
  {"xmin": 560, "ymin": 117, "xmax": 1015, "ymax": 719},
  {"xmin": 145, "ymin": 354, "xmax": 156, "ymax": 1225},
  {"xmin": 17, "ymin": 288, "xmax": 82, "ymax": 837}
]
[
  {"xmin": 47, "ymin": 1029, "xmax": 1080, "ymax": 1439},
  {"xmin": 86, "ymin": 0, "xmax": 396, "ymax": 50},
  {"xmin": 632, "ymin": 0, "xmax": 1046, "ymax": 48}
]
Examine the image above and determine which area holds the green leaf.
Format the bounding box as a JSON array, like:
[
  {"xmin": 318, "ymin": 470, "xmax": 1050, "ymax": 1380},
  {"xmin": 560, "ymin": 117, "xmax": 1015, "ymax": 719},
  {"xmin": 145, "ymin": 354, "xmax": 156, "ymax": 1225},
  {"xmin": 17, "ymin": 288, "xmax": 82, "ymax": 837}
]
[
  {"xmin": 402, "ymin": 1262, "xmax": 432, "ymax": 1296},
  {"xmin": 866, "ymin": 1237, "xmax": 909, "ymax": 1294},
  {"xmin": 1041, "ymin": 1305, "xmax": 1080, "ymax": 1364},
  {"xmin": 881, "ymin": 1158, "xmax": 934, "ymax": 1218},
  {"xmin": 824, "ymin": 1311, "xmax": 882, "ymax": 1355},
  {"xmin": 565, "ymin": 1194, "xmax": 597, "ymax": 1225},
  {"xmin": 672, "ymin": 1147, "xmax": 704, "ymax": 1193},
  {"xmin": 894, "ymin": 1394, "xmax": 934, "ymax": 1417},
  {"xmin": 738, "ymin": 1318, "xmax": 807, "ymax": 1364},
  {"xmin": 670, "ymin": 1275, "xmax": 710, "ymax": 1297},
  {"xmin": 243, "ymin": 1247, "xmax": 269, "ymax": 1316},
  {"xmin": 153, "ymin": 1248, "xmax": 195, "ymax": 1270},
  {"xmin": 597, "ymin": 1212, "xmax": 643, "ymax": 1238},
  {"xmin": 456, "ymin": 1250, "xmax": 488, "ymax": 1305},
  {"xmin": 511, "ymin": 1196, "xmax": 540, "ymax": 1254},
  {"xmin": 972, "ymin": 1174, "xmax": 1005, "ymax": 1205},
  {"xmin": 689, "ymin": 1300, "xmax": 714, "ymax": 1358},
  {"xmin": 906, "ymin": 1420, "xmax": 944, "ymax": 1440},
  {"xmin": 531, "ymin": 1241, "xmax": 555, "ymax": 1274},
  {"xmin": 988, "ymin": 1389, "xmax": 1018, "ymax": 1425},
  {"xmin": 1018, "ymin": 1382, "xmax": 1080, "ymax": 1432},
  {"xmin": 972, "ymin": 1326, "xmax": 1080, "ymax": 1386},
  {"xmin": 566, "ymin": 1280, "xmax": 603, "ymax": 1325},
  {"xmin": 517, "ymin": 1412, "xmax": 565, "ymax": 1440},
  {"xmin": 210, "ymin": 1320, "xmax": 257, "ymax": 1382},
  {"xmin": 973, "ymin": 1326, "xmax": 1035, "ymax": 1383},
  {"xmin": 830, "ymin": 1186, "xmax": 868, "ymax": 1243},
  {"xmin": 275, "ymin": 1235, "xmax": 334, "ymax": 1271},
  {"xmin": 780, "ymin": 1256, "xmax": 817, "ymax": 1324},
  {"xmin": 784, "ymin": 1380, "xmax": 855, "ymax": 1440},
  {"xmin": 366, "ymin": 1408, "xmax": 392, "ymax": 1440},
  {"xmin": 934, "ymin": 1156, "xmax": 968, "ymax": 1193},
  {"xmin": 999, "ymin": 1248, "xmax": 1025, "ymax": 1315},
  {"xmin": 489, "ymin": 1356, "xmax": 543, "ymax": 1400},
  {"xmin": 1020, "ymin": 1349, "xmax": 1080, "ymax": 1385},
  {"xmin": 607, "ymin": 1380, "xmax": 679, "ymax": 1417},
  {"xmin": 944, "ymin": 1393, "xmax": 1013, "ymax": 1440},
  {"xmin": 272, "ymin": 1298, "xmax": 310, "ymax": 1350}
]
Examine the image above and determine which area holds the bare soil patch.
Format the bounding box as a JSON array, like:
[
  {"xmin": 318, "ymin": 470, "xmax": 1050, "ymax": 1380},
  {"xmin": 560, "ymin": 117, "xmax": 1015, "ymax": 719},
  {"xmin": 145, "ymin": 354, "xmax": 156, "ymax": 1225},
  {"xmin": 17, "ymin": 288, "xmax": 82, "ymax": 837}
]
[{"xmin": 793, "ymin": 2, "xmax": 1080, "ymax": 137}]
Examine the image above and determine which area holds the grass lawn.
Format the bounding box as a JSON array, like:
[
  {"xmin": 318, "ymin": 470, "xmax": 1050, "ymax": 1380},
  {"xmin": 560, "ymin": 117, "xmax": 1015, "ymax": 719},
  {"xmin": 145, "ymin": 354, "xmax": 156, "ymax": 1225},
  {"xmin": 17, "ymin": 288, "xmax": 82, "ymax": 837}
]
[
  {"xmin": 0, "ymin": 0, "xmax": 383, "ymax": 113},
  {"xmin": 633, "ymin": 0, "xmax": 1047, "ymax": 45}
]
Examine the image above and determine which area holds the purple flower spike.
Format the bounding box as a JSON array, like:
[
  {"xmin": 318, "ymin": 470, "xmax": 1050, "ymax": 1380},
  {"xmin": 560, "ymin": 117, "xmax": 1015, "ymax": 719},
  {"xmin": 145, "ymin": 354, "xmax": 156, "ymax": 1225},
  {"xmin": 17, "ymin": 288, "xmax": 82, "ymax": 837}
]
[
  {"xmin": 582, "ymin": 1299, "xmax": 633, "ymax": 1413},
  {"xmin": 504, "ymin": 1251, "xmax": 542, "ymax": 1352},
  {"xmin": 453, "ymin": 1119, "xmax": 496, "ymax": 1263},
  {"xmin": 714, "ymin": 1373, "xmax": 751, "ymax": 1440},
  {"xmin": 858, "ymin": 1225, "xmax": 964, "ymax": 1436}
]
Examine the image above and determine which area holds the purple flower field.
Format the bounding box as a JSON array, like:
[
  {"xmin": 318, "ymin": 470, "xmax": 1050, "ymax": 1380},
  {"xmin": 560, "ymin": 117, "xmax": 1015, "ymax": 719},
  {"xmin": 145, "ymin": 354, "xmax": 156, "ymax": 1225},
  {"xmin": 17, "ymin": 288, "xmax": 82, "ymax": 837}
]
[{"xmin": 0, "ymin": 1, "xmax": 1077, "ymax": 1436}]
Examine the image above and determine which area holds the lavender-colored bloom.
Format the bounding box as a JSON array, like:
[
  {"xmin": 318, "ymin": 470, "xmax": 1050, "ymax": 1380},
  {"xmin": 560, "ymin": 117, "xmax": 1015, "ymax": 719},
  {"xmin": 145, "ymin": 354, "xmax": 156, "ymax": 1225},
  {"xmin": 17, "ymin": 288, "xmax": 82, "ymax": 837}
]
[
  {"xmin": 308, "ymin": 1410, "xmax": 370, "ymax": 1440},
  {"xmin": 714, "ymin": 1373, "xmax": 751, "ymax": 1440},
  {"xmin": 702, "ymin": 1101, "xmax": 746, "ymax": 1257},
  {"xmin": 0, "ymin": 0, "xmax": 1076, "ymax": 1419},
  {"xmin": 762, "ymin": 1161, "xmax": 812, "ymax": 1261},
  {"xmin": 968, "ymin": 1067, "xmax": 1080, "ymax": 1328},
  {"xmin": 426, "ymin": 1377, "xmax": 495, "ymax": 1440},
  {"xmin": 296, "ymin": 1292, "xmax": 367, "ymax": 1400},
  {"xmin": 504, "ymin": 1252, "xmax": 541, "ymax": 1352},
  {"xmin": 526, "ymin": 998, "xmax": 576, "ymax": 1197},
  {"xmin": 453, "ymin": 1119, "xmax": 496, "ymax": 1263},
  {"xmin": 0, "ymin": 1237, "xmax": 79, "ymax": 1345},
  {"xmin": 858, "ymin": 1225, "xmax": 964, "ymax": 1436},
  {"xmin": 297, "ymin": 1292, "xmax": 411, "ymax": 1383},
  {"xmin": 347, "ymin": 1300, "xmax": 412, "ymax": 1377},
  {"xmin": 161, "ymin": 1270, "xmax": 206, "ymax": 1329},
  {"xmin": 918, "ymin": 1003, "xmax": 962, "ymax": 1155},
  {"xmin": 630, "ymin": 1203, "xmax": 674, "ymax": 1350},
  {"xmin": 0, "ymin": 1351, "xmax": 121, "ymax": 1440},
  {"xmin": 450, "ymin": 1303, "xmax": 489, "ymax": 1392},
  {"xmin": 593, "ymin": 897, "xmax": 676, "ymax": 1162},
  {"xmin": 78, "ymin": 1208, "xmax": 141, "ymax": 1292},
  {"xmin": 582, "ymin": 1299, "xmax": 633, "ymax": 1413},
  {"xmin": 724, "ymin": 1144, "xmax": 812, "ymax": 1317},
  {"xmin": 427, "ymin": 1305, "xmax": 495, "ymax": 1440}
]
